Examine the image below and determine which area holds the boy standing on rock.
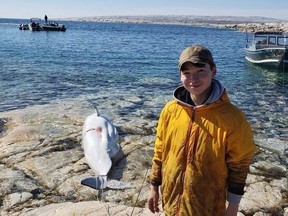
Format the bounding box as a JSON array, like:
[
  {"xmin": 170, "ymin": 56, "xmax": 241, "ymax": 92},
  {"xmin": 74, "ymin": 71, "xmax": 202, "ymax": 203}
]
[{"xmin": 147, "ymin": 45, "xmax": 256, "ymax": 216}]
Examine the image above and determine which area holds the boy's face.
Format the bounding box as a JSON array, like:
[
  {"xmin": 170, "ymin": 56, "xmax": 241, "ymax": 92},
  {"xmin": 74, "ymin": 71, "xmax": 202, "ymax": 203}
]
[{"xmin": 180, "ymin": 62, "xmax": 216, "ymax": 97}]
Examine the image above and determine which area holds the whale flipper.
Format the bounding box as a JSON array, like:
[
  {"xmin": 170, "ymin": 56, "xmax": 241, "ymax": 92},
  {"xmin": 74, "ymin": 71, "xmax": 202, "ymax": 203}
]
[{"xmin": 81, "ymin": 176, "xmax": 107, "ymax": 190}]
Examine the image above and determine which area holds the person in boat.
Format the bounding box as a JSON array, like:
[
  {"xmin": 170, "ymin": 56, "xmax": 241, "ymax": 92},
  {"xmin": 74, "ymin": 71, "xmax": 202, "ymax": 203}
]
[
  {"xmin": 147, "ymin": 45, "xmax": 256, "ymax": 216},
  {"xmin": 44, "ymin": 15, "xmax": 48, "ymax": 23}
]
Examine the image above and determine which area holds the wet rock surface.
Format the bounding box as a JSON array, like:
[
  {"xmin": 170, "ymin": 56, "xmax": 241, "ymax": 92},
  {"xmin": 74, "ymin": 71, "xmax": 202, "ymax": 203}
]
[{"xmin": 0, "ymin": 98, "xmax": 287, "ymax": 216}]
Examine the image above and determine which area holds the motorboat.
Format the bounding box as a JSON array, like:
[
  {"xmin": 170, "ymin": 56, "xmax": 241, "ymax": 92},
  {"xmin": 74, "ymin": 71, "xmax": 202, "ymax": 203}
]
[
  {"xmin": 28, "ymin": 18, "xmax": 42, "ymax": 31},
  {"xmin": 245, "ymin": 31, "xmax": 288, "ymax": 68},
  {"xmin": 19, "ymin": 24, "xmax": 29, "ymax": 30},
  {"xmin": 19, "ymin": 18, "xmax": 67, "ymax": 32},
  {"xmin": 41, "ymin": 22, "xmax": 66, "ymax": 32}
]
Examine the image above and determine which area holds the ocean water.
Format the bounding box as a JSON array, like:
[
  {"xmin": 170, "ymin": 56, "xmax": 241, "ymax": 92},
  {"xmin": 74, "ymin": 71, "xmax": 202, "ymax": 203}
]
[{"xmin": 0, "ymin": 18, "xmax": 287, "ymax": 148}]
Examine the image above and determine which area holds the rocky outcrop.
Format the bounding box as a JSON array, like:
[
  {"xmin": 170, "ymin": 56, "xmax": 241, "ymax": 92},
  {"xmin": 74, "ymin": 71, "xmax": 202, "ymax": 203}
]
[
  {"xmin": 0, "ymin": 99, "xmax": 287, "ymax": 216},
  {"xmin": 61, "ymin": 15, "xmax": 288, "ymax": 32},
  {"xmin": 214, "ymin": 22, "xmax": 288, "ymax": 32}
]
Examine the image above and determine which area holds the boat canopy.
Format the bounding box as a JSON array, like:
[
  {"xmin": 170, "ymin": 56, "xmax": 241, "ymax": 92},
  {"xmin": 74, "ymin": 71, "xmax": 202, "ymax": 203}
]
[
  {"xmin": 254, "ymin": 31, "xmax": 283, "ymax": 35},
  {"xmin": 253, "ymin": 32, "xmax": 288, "ymax": 46}
]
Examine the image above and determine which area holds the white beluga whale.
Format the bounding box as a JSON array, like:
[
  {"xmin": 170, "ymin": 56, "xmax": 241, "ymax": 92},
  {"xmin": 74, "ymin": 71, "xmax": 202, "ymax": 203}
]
[{"xmin": 81, "ymin": 107, "xmax": 133, "ymax": 190}]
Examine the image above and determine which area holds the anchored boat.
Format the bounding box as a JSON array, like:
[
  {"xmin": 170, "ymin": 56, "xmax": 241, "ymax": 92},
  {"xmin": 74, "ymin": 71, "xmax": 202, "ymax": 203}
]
[
  {"xmin": 42, "ymin": 22, "xmax": 66, "ymax": 32},
  {"xmin": 19, "ymin": 18, "xmax": 67, "ymax": 32},
  {"xmin": 28, "ymin": 18, "xmax": 42, "ymax": 31},
  {"xmin": 245, "ymin": 31, "xmax": 288, "ymax": 69}
]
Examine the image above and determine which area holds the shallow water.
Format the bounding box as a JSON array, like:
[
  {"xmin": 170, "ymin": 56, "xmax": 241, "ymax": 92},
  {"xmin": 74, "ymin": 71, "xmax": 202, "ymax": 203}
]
[{"xmin": 0, "ymin": 18, "xmax": 287, "ymax": 148}]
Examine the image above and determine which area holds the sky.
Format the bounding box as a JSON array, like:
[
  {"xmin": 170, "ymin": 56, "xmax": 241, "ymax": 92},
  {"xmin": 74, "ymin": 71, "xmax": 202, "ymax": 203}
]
[{"xmin": 1, "ymin": 0, "xmax": 288, "ymax": 20}]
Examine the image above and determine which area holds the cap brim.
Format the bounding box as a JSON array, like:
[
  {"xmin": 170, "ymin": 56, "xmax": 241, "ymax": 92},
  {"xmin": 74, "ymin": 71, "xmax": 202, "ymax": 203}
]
[{"xmin": 178, "ymin": 59, "xmax": 207, "ymax": 70}]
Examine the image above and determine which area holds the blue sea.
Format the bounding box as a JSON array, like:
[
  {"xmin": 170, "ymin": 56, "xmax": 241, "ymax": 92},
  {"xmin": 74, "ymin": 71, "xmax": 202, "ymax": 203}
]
[{"xmin": 0, "ymin": 18, "xmax": 287, "ymax": 149}]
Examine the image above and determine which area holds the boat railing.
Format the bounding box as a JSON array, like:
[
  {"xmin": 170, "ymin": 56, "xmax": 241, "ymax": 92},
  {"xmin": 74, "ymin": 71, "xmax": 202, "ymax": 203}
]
[{"xmin": 255, "ymin": 44, "xmax": 287, "ymax": 50}]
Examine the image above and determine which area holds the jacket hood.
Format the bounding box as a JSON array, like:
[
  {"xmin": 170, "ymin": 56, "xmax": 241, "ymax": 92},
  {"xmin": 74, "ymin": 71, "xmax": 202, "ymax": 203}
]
[{"xmin": 174, "ymin": 78, "xmax": 225, "ymax": 107}]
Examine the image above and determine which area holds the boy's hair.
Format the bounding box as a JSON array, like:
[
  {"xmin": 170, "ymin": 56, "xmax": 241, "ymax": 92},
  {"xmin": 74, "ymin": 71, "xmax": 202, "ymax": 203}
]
[{"xmin": 178, "ymin": 45, "xmax": 215, "ymax": 70}]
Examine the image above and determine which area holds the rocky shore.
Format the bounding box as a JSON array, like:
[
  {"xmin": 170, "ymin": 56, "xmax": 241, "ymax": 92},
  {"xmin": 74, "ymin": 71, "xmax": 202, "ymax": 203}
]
[
  {"xmin": 0, "ymin": 97, "xmax": 287, "ymax": 216},
  {"xmin": 62, "ymin": 15, "xmax": 288, "ymax": 32},
  {"xmin": 1, "ymin": 14, "xmax": 287, "ymax": 216}
]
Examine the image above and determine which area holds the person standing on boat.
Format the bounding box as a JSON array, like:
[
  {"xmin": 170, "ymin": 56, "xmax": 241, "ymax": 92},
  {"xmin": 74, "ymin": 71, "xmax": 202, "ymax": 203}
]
[
  {"xmin": 44, "ymin": 15, "xmax": 48, "ymax": 23},
  {"xmin": 147, "ymin": 45, "xmax": 256, "ymax": 216}
]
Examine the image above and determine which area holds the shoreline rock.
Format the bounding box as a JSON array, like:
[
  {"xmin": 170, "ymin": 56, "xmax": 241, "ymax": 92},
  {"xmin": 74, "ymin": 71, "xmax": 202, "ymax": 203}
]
[
  {"xmin": 61, "ymin": 15, "xmax": 288, "ymax": 32},
  {"xmin": 214, "ymin": 22, "xmax": 288, "ymax": 32},
  {"xmin": 0, "ymin": 100, "xmax": 287, "ymax": 216}
]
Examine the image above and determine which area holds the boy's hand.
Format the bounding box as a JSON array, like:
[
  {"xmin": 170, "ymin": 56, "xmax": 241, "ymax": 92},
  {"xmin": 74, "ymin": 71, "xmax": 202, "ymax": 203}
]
[
  {"xmin": 224, "ymin": 203, "xmax": 239, "ymax": 216},
  {"xmin": 148, "ymin": 185, "xmax": 160, "ymax": 213}
]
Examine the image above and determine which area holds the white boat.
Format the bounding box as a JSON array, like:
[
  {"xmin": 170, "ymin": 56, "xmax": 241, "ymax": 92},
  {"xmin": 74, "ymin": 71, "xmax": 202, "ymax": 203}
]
[
  {"xmin": 42, "ymin": 22, "xmax": 66, "ymax": 32},
  {"xmin": 245, "ymin": 31, "xmax": 288, "ymax": 68},
  {"xmin": 19, "ymin": 24, "xmax": 29, "ymax": 30},
  {"xmin": 28, "ymin": 18, "xmax": 42, "ymax": 31},
  {"xmin": 19, "ymin": 18, "xmax": 67, "ymax": 32}
]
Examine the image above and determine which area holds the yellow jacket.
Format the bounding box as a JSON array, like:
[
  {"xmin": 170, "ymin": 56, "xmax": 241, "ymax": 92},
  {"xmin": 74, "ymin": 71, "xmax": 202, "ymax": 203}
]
[{"xmin": 149, "ymin": 85, "xmax": 256, "ymax": 216}]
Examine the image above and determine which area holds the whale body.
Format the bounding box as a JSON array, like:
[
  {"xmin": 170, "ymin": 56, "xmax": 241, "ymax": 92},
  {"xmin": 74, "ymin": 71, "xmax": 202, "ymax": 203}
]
[
  {"xmin": 81, "ymin": 108, "xmax": 134, "ymax": 190},
  {"xmin": 82, "ymin": 109, "xmax": 120, "ymax": 177}
]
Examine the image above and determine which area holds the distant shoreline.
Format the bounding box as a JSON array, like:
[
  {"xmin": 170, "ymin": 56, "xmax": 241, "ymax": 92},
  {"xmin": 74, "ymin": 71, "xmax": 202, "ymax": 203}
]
[
  {"xmin": 60, "ymin": 15, "xmax": 288, "ymax": 32},
  {"xmin": 2, "ymin": 15, "xmax": 287, "ymax": 32}
]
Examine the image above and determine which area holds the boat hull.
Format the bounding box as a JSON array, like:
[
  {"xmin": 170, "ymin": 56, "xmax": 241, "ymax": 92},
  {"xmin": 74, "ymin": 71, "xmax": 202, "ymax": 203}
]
[{"xmin": 245, "ymin": 47, "xmax": 288, "ymax": 66}]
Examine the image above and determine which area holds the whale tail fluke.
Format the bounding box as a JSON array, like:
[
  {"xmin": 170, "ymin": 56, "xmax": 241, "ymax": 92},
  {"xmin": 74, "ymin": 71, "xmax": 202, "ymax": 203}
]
[
  {"xmin": 81, "ymin": 176, "xmax": 134, "ymax": 190},
  {"xmin": 81, "ymin": 176, "xmax": 107, "ymax": 190}
]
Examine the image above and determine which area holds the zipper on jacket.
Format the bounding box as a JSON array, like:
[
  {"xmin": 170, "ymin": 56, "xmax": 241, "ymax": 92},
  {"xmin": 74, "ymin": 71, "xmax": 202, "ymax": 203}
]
[
  {"xmin": 176, "ymin": 108, "xmax": 195, "ymax": 215},
  {"xmin": 191, "ymin": 126, "xmax": 200, "ymax": 161}
]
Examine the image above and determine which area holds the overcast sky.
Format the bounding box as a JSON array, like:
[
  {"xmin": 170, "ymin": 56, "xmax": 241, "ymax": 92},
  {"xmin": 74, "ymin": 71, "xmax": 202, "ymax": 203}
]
[{"xmin": 1, "ymin": 0, "xmax": 288, "ymax": 20}]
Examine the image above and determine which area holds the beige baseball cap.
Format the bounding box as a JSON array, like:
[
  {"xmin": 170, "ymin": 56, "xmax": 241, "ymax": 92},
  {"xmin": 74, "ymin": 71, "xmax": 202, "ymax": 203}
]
[{"xmin": 178, "ymin": 45, "xmax": 214, "ymax": 70}]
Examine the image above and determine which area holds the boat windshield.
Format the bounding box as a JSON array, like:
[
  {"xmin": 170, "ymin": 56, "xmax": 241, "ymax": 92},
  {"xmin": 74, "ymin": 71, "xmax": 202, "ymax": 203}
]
[
  {"xmin": 268, "ymin": 37, "xmax": 276, "ymax": 45},
  {"xmin": 254, "ymin": 34, "xmax": 288, "ymax": 46},
  {"xmin": 278, "ymin": 37, "xmax": 288, "ymax": 46},
  {"xmin": 255, "ymin": 36, "xmax": 267, "ymax": 45}
]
